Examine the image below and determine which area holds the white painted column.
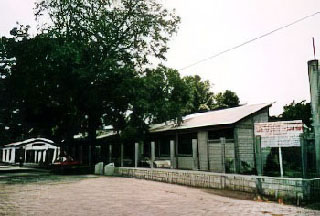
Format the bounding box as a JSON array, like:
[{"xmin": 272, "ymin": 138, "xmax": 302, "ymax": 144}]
[
  {"xmin": 35, "ymin": 151, "xmax": 38, "ymax": 163},
  {"xmin": 279, "ymin": 147, "xmax": 284, "ymax": 177},
  {"xmin": 134, "ymin": 142, "xmax": 139, "ymax": 168},
  {"xmin": 43, "ymin": 150, "xmax": 46, "ymax": 163},
  {"xmin": 2, "ymin": 149, "xmax": 5, "ymax": 162},
  {"xmin": 170, "ymin": 140, "xmax": 176, "ymax": 169},
  {"xmin": 38, "ymin": 151, "xmax": 42, "ymax": 163},
  {"xmin": 6, "ymin": 149, "xmax": 9, "ymax": 162},
  {"xmin": 151, "ymin": 141, "xmax": 155, "ymax": 168},
  {"xmin": 192, "ymin": 139, "xmax": 198, "ymax": 170},
  {"xmin": 11, "ymin": 148, "xmax": 16, "ymax": 163},
  {"xmin": 52, "ymin": 148, "xmax": 57, "ymax": 163}
]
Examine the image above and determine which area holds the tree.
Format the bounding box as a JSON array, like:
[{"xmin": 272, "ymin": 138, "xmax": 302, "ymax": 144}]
[
  {"xmin": 184, "ymin": 75, "xmax": 214, "ymax": 113},
  {"xmin": 213, "ymin": 90, "xmax": 240, "ymax": 109},
  {"xmin": 119, "ymin": 65, "xmax": 192, "ymax": 142},
  {"xmin": 271, "ymin": 100, "xmax": 312, "ymax": 128},
  {"xmin": 34, "ymin": 0, "xmax": 180, "ymax": 138},
  {"xmin": 1, "ymin": 1, "xmax": 182, "ymax": 151}
]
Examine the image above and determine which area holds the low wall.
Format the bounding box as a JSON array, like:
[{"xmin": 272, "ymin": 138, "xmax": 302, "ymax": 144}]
[{"xmin": 114, "ymin": 167, "xmax": 320, "ymax": 204}]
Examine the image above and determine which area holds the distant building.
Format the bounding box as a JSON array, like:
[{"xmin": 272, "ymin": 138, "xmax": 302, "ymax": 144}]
[
  {"xmin": 0, "ymin": 138, "xmax": 60, "ymax": 165},
  {"xmin": 95, "ymin": 103, "xmax": 271, "ymax": 174}
]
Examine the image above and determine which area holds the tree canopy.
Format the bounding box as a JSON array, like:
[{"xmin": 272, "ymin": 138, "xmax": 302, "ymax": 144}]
[
  {"xmin": 0, "ymin": 0, "xmax": 241, "ymax": 148},
  {"xmin": 214, "ymin": 90, "xmax": 240, "ymax": 109},
  {"xmin": 270, "ymin": 100, "xmax": 312, "ymax": 128},
  {"xmin": 0, "ymin": 0, "xmax": 185, "ymax": 144}
]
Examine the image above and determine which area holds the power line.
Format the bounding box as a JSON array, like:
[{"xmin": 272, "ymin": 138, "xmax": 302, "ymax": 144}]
[{"xmin": 180, "ymin": 11, "xmax": 320, "ymax": 71}]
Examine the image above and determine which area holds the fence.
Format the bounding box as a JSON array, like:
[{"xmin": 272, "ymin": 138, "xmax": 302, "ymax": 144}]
[
  {"xmin": 207, "ymin": 138, "xmax": 235, "ymax": 174},
  {"xmin": 255, "ymin": 134, "xmax": 318, "ymax": 178}
]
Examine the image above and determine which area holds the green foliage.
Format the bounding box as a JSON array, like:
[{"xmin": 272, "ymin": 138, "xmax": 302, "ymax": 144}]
[
  {"xmin": 0, "ymin": 0, "xmax": 183, "ymax": 144},
  {"xmin": 213, "ymin": 90, "xmax": 240, "ymax": 109},
  {"xmin": 282, "ymin": 100, "xmax": 311, "ymax": 128},
  {"xmin": 183, "ymin": 76, "xmax": 240, "ymax": 113},
  {"xmin": 270, "ymin": 100, "xmax": 312, "ymax": 128},
  {"xmin": 184, "ymin": 75, "xmax": 214, "ymax": 113}
]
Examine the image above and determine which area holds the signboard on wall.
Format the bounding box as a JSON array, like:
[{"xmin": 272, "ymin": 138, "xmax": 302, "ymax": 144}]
[{"xmin": 254, "ymin": 120, "xmax": 304, "ymax": 148}]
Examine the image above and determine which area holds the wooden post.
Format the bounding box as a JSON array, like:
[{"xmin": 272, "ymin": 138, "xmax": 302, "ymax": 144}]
[
  {"xmin": 151, "ymin": 141, "xmax": 155, "ymax": 168},
  {"xmin": 109, "ymin": 144, "xmax": 112, "ymax": 164},
  {"xmin": 170, "ymin": 140, "xmax": 176, "ymax": 169},
  {"xmin": 255, "ymin": 136, "xmax": 263, "ymax": 176},
  {"xmin": 192, "ymin": 139, "xmax": 198, "ymax": 170},
  {"xmin": 120, "ymin": 143, "xmax": 124, "ymax": 167},
  {"xmin": 279, "ymin": 146, "xmax": 284, "ymax": 177},
  {"xmin": 300, "ymin": 135, "xmax": 307, "ymax": 178},
  {"xmin": 220, "ymin": 137, "xmax": 226, "ymax": 173},
  {"xmin": 135, "ymin": 142, "xmax": 139, "ymax": 168}
]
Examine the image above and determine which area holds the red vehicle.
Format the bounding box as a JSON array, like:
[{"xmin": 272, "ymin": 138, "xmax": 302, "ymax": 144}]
[{"xmin": 53, "ymin": 156, "xmax": 81, "ymax": 166}]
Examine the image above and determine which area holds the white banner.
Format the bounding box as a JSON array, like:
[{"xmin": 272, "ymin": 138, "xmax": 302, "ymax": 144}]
[{"xmin": 254, "ymin": 120, "xmax": 303, "ymax": 148}]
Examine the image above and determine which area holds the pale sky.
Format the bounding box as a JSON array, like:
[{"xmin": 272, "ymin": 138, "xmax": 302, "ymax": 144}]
[{"xmin": 1, "ymin": 0, "xmax": 320, "ymax": 115}]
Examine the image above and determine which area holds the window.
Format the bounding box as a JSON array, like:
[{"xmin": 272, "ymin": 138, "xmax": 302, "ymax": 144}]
[
  {"xmin": 177, "ymin": 133, "xmax": 196, "ymax": 156},
  {"xmin": 208, "ymin": 128, "xmax": 234, "ymax": 140},
  {"xmin": 159, "ymin": 136, "xmax": 172, "ymax": 157}
]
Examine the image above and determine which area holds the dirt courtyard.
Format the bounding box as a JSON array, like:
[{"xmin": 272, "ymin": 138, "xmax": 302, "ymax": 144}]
[{"xmin": 0, "ymin": 175, "xmax": 319, "ymax": 216}]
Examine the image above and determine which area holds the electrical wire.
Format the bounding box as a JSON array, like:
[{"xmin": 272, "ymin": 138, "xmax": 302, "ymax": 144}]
[{"xmin": 180, "ymin": 11, "xmax": 320, "ymax": 71}]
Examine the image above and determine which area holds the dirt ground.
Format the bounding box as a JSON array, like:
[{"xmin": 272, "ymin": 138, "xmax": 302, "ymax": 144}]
[{"xmin": 0, "ymin": 175, "xmax": 319, "ymax": 216}]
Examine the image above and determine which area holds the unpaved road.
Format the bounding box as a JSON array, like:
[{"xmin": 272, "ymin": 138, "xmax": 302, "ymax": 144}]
[{"xmin": 0, "ymin": 176, "xmax": 319, "ymax": 216}]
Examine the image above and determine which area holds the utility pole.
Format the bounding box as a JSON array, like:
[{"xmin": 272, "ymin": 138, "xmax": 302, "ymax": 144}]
[{"xmin": 308, "ymin": 59, "xmax": 320, "ymax": 175}]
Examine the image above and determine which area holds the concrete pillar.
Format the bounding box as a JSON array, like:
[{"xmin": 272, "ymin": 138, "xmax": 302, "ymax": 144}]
[
  {"xmin": 197, "ymin": 131, "xmax": 208, "ymax": 171},
  {"xmin": 151, "ymin": 141, "xmax": 155, "ymax": 168},
  {"xmin": 220, "ymin": 137, "xmax": 226, "ymax": 173},
  {"xmin": 308, "ymin": 59, "xmax": 320, "ymax": 175},
  {"xmin": 109, "ymin": 144, "xmax": 112, "ymax": 164},
  {"xmin": 139, "ymin": 142, "xmax": 144, "ymax": 158},
  {"xmin": 170, "ymin": 140, "xmax": 176, "ymax": 169},
  {"xmin": 192, "ymin": 139, "xmax": 198, "ymax": 170},
  {"xmin": 300, "ymin": 135, "xmax": 307, "ymax": 178},
  {"xmin": 255, "ymin": 136, "xmax": 263, "ymax": 176},
  {"xmin": 135, "ymin": 142, "xmax": 139, "ymax": 167},
  {"xmin": 120, "ymin": 143, "xmax": 124, "ymax": 167}
]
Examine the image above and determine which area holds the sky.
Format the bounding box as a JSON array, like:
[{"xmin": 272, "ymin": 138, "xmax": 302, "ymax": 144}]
[{"xmin": 1, "ymin": 0, "xmax": 320, "ymax": 115}]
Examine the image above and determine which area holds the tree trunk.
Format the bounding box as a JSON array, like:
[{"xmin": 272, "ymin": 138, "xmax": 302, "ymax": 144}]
[{"xmin": 88, "ymin": 115, "xmax": 97, "ymax": 166}]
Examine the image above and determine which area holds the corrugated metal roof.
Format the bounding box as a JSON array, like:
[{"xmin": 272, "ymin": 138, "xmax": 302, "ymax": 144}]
[{"xmin": 149, "ymin": 103, "xmax": 271, "ymax": 133}]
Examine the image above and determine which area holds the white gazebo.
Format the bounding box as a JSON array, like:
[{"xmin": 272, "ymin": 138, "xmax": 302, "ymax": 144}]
[{"xmin": 1, "ymin": 138, "xmax": 60, "ymax": 164}]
